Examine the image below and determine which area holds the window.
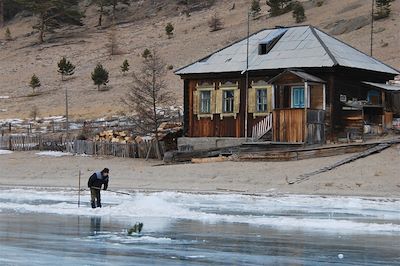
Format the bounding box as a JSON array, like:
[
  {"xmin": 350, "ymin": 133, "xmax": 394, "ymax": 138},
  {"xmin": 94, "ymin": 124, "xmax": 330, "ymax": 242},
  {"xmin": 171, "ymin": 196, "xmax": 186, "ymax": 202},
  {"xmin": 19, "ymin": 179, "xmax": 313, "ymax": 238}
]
[
  {"xmin": 223, "ymin": 90, "xmax": 234, "ymax": 113},
  {"xmin": 292, "ymin": 86, "xmax": 305, "ymax": 108},
  {"xmin": 256, "ymin": 89, "xmax": 268, "ymax": 112},
  {"xmin": 200, "ymin": 91, "xmax": 211, "ymax": 113},
  {"xmin": 367, "ymin": 90, "xmax": 380, "ymax": 105},
  {"xmin": 258, "ymin": 28, "xmax": 287, "ymax": 55}
]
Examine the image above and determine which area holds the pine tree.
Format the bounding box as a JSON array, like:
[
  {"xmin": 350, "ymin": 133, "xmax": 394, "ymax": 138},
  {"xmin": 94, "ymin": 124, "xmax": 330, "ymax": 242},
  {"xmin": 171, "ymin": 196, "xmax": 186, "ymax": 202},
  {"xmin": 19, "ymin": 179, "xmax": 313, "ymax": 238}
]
[
  {"xmin": 375, "ymin": 0, "xmax": 394, "ymax": 20},
  {"xmin": 165, "ymin": 23, "xmax": 174, "ymax": 38},
  {"xmin": 142, "ymin": 48, "xmax": 152, "ymax": 59},
  {"xmin": 266, "ymin": 0, "xmax": 293, "ymax": 17},
  {"xmin": 4, "ymin": 27, "xmax": 11, "ymax": 40},
  {"xmin": 292, "ymin": 2, "xmax": 306, "ymax": 23},
  {"xmin": 57, "ymin": 57, "xmax": 76, "ymax": 81},
  {"xmin": 122, "ymin": 50, "xmax": 173, "ymax": 159},
  {"xmin": 29, "ymin": 74, "xmax": 41, "ymax": 93},
  {"xmin": 15, "ymin": 0, "xmax": 83, "ymax": 43},
  {"xmin": 91, "ymin": 63, "xmax": 109, "ymax": 91},
  {"xmin": 121, "ymin": 59, "xmax": 129, "ymax": 75},
  {"xmin": 208, "ymin": 12, "xmax": 223, "ymax": 32},
  {"xmin": 251, "ymin": 0, "xmax": 261, "ymax": 17}
]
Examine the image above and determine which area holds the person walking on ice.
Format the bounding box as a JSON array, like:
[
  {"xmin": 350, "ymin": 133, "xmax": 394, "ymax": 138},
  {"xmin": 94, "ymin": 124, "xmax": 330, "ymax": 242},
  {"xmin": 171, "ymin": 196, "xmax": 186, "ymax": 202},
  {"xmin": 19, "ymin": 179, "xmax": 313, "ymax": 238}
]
[{"xmin": 88, "ymin": 168, "xmax": 110, "ymax": 209}]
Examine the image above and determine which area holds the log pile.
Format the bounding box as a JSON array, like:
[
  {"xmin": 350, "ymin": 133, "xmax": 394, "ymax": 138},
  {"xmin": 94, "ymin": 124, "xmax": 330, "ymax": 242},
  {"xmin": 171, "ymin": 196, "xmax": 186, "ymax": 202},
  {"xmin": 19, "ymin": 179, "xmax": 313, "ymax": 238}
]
[
  {"xmin": 94, "ymin": 130, "xmax": 133, "ymax": 144},
  {"xmin": 93, "ymin": 122, "xmax": 183, "ymax": 144}
]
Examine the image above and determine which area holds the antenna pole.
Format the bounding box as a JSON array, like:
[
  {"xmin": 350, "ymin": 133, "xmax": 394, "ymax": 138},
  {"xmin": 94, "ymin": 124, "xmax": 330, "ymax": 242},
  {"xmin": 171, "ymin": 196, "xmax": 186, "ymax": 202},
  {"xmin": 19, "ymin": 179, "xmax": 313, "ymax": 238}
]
[
  {"xmin": 244, "ymin": 8, "xmax": 250, "ymax": 140},
  {"xmin": 370, "ymin": 0, "xmax": 374, "ymax": 56}
]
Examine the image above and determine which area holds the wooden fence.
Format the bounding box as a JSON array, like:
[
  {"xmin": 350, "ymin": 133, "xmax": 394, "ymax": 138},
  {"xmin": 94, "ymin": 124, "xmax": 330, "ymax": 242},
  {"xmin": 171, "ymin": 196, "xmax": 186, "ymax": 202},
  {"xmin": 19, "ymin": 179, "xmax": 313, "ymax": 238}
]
[
  {"xmin": 0, "ymin": 135, "xmax": 164, "ymax": 159},
  {"xmin": 66, "ymin": 140, "xmax": 164, "ymax": 159}
]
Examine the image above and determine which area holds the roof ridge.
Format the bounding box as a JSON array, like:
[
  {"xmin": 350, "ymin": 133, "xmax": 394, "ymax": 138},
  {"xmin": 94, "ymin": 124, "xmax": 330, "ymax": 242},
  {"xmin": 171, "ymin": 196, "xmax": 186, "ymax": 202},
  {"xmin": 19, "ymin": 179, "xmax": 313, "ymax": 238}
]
[
  {"xmin": 313, "ymin": 27, "xmax": 400, "ymax": 74},
  {"xmin": 309, "ymin": 26, "xmax": 338, "ymax": 66}
]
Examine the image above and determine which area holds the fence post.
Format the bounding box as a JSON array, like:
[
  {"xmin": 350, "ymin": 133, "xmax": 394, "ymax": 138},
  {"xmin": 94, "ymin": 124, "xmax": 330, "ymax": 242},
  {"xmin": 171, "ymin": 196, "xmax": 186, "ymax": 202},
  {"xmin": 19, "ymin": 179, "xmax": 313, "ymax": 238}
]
[{"xmin": 8, "ymin": 135, "xmax": 12, "ymax": 150}]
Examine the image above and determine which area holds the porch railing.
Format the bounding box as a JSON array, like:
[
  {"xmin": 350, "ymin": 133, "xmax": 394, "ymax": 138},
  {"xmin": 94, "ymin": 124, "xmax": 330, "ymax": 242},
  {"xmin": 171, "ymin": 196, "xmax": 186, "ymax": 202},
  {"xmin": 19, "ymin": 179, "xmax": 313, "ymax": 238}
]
[{"xmin": 252, "ymin": 112, "xmax": 273, "ymax": 141}]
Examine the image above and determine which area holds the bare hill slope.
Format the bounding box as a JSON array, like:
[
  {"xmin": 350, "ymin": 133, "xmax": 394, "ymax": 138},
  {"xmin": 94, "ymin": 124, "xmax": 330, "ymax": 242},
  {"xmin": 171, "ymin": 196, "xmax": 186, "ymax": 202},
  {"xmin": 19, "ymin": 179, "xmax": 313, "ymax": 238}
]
[{"xmin": 0, "ymin": 0, "xmax": 399, "ymax": 120}]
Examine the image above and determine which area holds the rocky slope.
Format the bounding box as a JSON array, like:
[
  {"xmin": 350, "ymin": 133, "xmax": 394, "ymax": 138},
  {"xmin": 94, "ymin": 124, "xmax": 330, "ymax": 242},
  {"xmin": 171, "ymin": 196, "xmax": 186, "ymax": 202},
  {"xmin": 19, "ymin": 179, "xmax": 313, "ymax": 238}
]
[{"xmin": 0, "ymin": 0, "xmax": 399, "ymax": 120}]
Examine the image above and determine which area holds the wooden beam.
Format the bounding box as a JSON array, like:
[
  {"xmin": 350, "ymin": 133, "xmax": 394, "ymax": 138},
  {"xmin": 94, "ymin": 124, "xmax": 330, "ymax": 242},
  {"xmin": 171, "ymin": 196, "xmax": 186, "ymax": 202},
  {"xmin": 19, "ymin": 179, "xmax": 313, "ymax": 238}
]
[
  {"xmin": 322, "ymin": 83, "xmax": 326, "ymax": 111},
  {"xmin": 304, "ymin": 81, "xmax": 308, "ymax": 144}
]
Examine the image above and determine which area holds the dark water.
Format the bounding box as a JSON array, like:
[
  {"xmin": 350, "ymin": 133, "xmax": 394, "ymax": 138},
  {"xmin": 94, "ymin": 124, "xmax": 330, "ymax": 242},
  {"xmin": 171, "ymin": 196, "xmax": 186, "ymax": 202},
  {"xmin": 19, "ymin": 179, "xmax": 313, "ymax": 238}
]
[{"xmin": 0, "ymin": 189, "xmax": 399, "ymax": 265}]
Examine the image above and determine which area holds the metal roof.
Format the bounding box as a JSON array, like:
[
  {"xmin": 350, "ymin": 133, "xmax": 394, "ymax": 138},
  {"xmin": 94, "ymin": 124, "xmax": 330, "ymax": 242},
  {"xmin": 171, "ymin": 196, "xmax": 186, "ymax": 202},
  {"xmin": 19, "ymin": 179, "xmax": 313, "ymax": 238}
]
[
  {"xmin": 175, "ymin": 26, "xmax": 399, "ymax": 76},
  {"xmin": 268, "ymin": 70, "xmax": 326, "ymax": 84},
  {"xmin": 363, "ymin": 81, "xmax": 400, "ymax": 91}
]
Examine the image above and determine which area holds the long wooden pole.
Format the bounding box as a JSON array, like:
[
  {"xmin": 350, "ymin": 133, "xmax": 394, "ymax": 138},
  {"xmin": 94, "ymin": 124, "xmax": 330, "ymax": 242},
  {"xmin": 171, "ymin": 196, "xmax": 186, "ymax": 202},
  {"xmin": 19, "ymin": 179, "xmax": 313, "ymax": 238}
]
[
  {"xmin": 370, "ymin": 0, "xmax": 374, "ymax": 56},
  {"xmin": 78, "ymin": 170, "xmax": 81, "ymax": 207},
  {"xmin": 244, "ymin": 9, "xmax": 250, "ymax": 140}
]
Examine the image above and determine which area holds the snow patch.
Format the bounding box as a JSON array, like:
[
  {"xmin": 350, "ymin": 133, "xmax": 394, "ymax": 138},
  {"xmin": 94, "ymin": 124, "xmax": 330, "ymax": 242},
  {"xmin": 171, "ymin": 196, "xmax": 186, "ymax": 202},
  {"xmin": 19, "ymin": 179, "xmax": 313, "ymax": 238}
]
[
  {"xmin": 0, "ymin": 150, "xmax": 13, "ymax": 155},
  {"xmin": 35, "ymin": 151, "xmax": 72, "ymax": 157}
]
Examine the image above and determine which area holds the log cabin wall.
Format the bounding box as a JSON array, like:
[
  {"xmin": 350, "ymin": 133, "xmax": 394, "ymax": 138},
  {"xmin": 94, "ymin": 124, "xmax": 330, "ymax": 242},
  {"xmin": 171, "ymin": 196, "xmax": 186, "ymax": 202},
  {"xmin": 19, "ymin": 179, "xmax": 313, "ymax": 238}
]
[
  {"xmin": 183, "ymin": 72, "xmax": 280, "ymax": 138},
  {"xmin": 181, "ymin": 67, "xmax": 396, "ymax": 140},
  {"xmin": 330, "ymin": 67, "xmax": 396, "ymax": 140}
]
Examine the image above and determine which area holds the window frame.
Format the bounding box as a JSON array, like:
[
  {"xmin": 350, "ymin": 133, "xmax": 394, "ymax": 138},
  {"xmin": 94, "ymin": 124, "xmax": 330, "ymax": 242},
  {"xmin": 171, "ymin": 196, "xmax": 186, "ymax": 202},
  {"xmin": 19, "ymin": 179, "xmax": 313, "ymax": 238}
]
[
  {"xmin": 291, "ymin": 86, "xmax": 310, "ymax": 108},
  {"xmin": 222, "ymin": 90, "xmax": 235, "ymax": 113},
  {"xmin": 200, "ymin": 90, "xmax": 212, "ymax": 114},
  {"xmin": 256, "ymin": 88, "xmax": 268, "ymax": 113}
]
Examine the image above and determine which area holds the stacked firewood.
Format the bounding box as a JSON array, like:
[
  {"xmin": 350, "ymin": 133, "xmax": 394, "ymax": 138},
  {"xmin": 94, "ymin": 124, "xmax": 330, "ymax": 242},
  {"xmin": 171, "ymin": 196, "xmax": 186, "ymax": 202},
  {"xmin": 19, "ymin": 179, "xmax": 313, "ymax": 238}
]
[{"xmin": 94, "ymin": 130, "xmax": 133, "ymax": 144}]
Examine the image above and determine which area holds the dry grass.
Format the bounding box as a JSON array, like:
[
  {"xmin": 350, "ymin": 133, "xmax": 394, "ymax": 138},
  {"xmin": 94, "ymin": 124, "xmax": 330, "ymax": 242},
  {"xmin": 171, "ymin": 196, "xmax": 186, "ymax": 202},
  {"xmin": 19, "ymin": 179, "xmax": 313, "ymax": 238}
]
[{"xmin": 0, "ymin": 0, "xmax": 399, "ymax": 120}]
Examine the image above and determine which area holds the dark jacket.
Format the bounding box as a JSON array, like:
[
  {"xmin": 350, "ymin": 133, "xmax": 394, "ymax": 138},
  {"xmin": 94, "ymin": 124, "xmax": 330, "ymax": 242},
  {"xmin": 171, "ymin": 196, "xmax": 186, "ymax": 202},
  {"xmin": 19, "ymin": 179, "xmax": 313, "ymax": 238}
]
[{"xmin": 88, "ymin": 172, "xmax": 109, "ymax": 190}]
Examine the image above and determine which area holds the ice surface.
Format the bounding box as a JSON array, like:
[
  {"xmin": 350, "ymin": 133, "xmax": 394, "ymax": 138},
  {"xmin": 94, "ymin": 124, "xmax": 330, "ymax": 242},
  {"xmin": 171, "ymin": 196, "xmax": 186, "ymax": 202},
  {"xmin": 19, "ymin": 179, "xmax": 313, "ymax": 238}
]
[{"xmin": 0, "ymin": 188, "xmax": 399, "ymax": 235}]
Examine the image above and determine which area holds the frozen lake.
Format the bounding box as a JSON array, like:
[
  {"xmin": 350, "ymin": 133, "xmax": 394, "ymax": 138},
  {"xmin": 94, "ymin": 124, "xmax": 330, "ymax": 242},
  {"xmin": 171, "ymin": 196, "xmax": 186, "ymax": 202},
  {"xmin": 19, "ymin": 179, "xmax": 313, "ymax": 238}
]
[{"xmin": 0, "ymin": 188, "xmax": 399, "ymax": 265}]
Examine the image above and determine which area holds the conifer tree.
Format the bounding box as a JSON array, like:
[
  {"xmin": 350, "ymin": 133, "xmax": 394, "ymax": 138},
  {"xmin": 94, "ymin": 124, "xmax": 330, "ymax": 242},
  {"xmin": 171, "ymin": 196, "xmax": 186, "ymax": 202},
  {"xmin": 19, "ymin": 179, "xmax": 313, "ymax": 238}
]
[
  {"xmin": 4, "ymin": 27, "xmax": 11, "ymax": 40},
  {"xmin": 375, "ymin": 0, "xmax": 394, "ymax": 20},
  {"xmin": 122, "ymin": 50, "xmax": 173, "ymax": 159},
  {"xmin": 29, "ymin": 74, "xmax": 41, "ymax": 93},
  {"xmin": 142, "ymin": 48, "xmax": 151, "ymax": 59},
  {"xmin": 266, "ymin": 0, "xmax": 293, "ymax": 17},
  {"xmin": 292, "ymin": 2, "xmax": 306, "ymax": 23},
  {"xmin": 251, "ymin": 0, "xmax": 261, "ymax": 17},
  {"xmin": 57, "ymin": 57, "xmax": 76, "ymax": 81},
  {"xmin": 208, "ymin": 12, "xmax": 223, "ymax": 32},
  {"xmin": 91, "ymin": 63, "xmax": 109, "ymax": 91},
  {"xmin": 165, "ymin": 23, "xmax": 174, "ymax": 38},
  {"xmin": 16, "ymin": 0, "xmax": 83, "ymax": 43},
  {"xmin": 121, "ymin": 59, "xmax": 129, "ymax": 75}
]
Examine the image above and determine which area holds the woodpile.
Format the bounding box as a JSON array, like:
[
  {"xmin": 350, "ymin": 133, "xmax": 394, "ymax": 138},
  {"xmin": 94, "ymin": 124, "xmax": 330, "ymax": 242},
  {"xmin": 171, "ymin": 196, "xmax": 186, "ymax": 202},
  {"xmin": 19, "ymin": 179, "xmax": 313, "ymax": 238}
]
[
  {"xmin": 93, "ymin": 122, "xmax": 183, "ymax": 144},
  {"xmin": 94, "ymin": 130, "xmax": 133, "ymax": 144}
]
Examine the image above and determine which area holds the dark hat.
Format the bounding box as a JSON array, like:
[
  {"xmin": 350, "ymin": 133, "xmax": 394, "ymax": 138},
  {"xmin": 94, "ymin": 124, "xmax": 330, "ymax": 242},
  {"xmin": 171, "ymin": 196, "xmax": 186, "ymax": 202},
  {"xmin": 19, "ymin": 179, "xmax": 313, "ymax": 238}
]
[{"xmin": 102, "ymin": 168, "xmax": 109, "ymax": 173}]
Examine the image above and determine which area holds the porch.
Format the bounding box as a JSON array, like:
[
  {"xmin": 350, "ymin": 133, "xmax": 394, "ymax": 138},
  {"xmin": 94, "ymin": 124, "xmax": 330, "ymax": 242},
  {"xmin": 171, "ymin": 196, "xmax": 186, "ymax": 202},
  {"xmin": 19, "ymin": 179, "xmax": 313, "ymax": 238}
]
[{"xmin": 251, "ymin": 70, "xmax": 327, "ymax": 145}]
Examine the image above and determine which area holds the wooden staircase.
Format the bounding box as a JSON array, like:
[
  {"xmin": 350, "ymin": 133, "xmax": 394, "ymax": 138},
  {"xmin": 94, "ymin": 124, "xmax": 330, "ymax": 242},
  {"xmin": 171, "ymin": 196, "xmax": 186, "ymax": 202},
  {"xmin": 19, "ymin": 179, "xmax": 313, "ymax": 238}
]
[{"xmin": 252, "ymin": 113, "xmax": 273, "ymax": 141}]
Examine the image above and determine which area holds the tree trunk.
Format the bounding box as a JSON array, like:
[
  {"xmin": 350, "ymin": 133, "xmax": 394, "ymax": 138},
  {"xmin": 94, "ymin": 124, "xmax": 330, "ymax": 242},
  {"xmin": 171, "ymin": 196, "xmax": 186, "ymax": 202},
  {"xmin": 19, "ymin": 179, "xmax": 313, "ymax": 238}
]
[
  {"xmin": 39, "ymin": 14, "xmax": 45, "ymax": 43},
  {"xmin": 0, "ymin": 0, "xmax": 4, "ymax": 28},
  {"xmin": 98, "ymin": 4, "xmax": 104, "ymax": 26}
]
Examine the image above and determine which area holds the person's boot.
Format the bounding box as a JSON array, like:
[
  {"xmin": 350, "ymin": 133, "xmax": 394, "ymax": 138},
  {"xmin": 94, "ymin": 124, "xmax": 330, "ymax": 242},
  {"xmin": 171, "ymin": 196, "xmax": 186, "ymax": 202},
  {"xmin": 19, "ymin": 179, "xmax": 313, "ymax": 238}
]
[
  {"xmin": 97, "ymin": 201, "xmax": 102, "ymax": 208},
  {"xmin": 91, "ymin": 201, "xmax": 96, "ymax": 209}
]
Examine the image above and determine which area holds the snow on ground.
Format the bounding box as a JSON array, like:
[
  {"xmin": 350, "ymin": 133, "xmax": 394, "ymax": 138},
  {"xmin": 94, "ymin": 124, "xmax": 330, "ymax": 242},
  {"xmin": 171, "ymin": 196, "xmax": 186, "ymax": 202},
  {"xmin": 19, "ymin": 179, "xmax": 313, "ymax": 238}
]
[
  {"xmin": 0, "ymin": 150, "xmax": 13, "ymax": 155},
  {"xmin": 0, "ymin": 96, "xmax": 10, "ymax": 99},
  {"xmin": 35, "ymin": 151, "xmax": 72, "ymax": 157}
]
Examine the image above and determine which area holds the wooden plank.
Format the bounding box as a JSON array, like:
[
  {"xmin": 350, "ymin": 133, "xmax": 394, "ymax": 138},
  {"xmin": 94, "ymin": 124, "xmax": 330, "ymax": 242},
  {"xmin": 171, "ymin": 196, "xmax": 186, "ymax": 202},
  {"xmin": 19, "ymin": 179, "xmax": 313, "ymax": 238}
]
[{"xmin": 287, "ymin": 142, "xmax": 395, "ymax": 184}]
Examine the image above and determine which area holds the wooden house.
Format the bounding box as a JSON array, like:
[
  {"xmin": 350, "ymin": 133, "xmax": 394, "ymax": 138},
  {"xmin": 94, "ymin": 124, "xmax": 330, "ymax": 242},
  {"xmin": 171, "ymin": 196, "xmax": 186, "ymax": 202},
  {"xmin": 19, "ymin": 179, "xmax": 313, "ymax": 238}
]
[{"xmin": 175, "ymin": 26, "xmax": 399, "ymax": 145}]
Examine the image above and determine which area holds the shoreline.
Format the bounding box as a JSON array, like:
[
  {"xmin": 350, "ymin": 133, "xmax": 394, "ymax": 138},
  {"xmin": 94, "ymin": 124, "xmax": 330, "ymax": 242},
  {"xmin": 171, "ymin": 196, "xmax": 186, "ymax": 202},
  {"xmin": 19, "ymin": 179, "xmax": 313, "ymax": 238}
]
[
  {"xmin": 1, "ymin": 184, "xmax": 399, "ymax": 200},
  {"xmin": 1, "ymin": 148, "xmax": 399, "ymax": 198}
]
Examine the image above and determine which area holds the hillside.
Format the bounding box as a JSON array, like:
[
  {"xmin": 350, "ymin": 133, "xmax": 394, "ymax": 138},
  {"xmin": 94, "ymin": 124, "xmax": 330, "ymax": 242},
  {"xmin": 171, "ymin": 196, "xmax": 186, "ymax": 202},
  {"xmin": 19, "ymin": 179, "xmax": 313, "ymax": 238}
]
[{"xmin": 0, "ymin": 0, "xmax": 399, "ymax": 120}]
